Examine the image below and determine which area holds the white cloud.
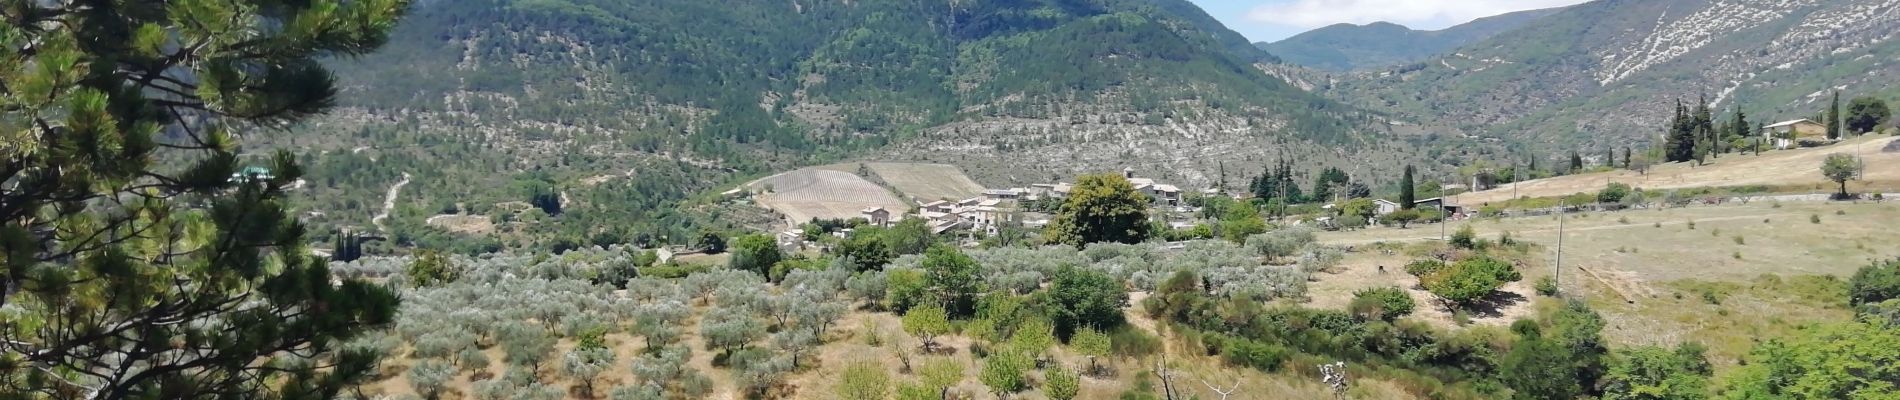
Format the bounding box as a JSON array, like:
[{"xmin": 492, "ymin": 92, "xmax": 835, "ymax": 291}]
[{"xmin": 1245, "ymin": 0, "xmax": 1589, "ymax": 30}]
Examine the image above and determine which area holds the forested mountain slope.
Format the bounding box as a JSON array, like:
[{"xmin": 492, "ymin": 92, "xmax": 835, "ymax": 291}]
[
  {"xmin": 1258, "ymin": 7, "xmax": 1563, "ymax": 71},
  {"xmin": 267, "ymin": 0, "xmax": 1404, "ymax": 250},
  {"xmin": 1322, "ymin": 0, "xmax": 1900, "ymax": 151}
]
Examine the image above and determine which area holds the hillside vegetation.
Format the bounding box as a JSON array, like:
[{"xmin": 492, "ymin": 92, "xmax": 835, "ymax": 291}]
[
  {"xmin": 262, "ymin": 0, "xmax": 1409, "ymax": 253},
  {"xmin": 1257, "ymin": 7, "xmax": 1564, "ymax": 71},
  {"xmin": 1324, "ymin": 0, "xmax": 1900, "ymax": 150}
]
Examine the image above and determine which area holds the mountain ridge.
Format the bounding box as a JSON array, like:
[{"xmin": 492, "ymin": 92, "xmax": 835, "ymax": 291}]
[
  {"xmin": 272, "ymin": 0, "xmax": 1421, "ymax": 246},
  {"xmin": 1257, "ymin": 7, "xmax": 1566, "ymax": 71},
  {"xmin": 1319, "ymin": 0, "xmax": 1900, "ymax": 152}
]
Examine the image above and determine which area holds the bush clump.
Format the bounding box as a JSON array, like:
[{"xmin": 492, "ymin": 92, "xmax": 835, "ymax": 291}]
[{"xmin": 1349, "ymin": 287, "xmax": 1417, "ymax": 322}]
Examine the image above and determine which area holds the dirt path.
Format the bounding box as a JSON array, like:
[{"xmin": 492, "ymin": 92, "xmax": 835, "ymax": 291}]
[{"xmin": 372, "ymin": 172, "xmax": 411, "ymax": 233}]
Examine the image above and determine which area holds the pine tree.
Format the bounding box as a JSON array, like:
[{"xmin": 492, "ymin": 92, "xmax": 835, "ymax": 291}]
[
  {"xmin": 1665, "ymin": 100, "xmax": 1698, "ymax": 163},
  {"xmin": 0, "ymin": 0, "xmax": 409, "ymax": 397},
  {"xmin": 1399, "ymin": 166, "xmax": 1417, "ymax": 209}
]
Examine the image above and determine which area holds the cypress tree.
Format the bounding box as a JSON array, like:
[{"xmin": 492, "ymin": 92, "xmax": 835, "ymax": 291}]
[
  {"xmin": 1, "ymin": 0, "xmax": 409, "ymax": 397},
  {"xmin": 1827, "ymin": 91, "xmax": 1843, "ymax": 139},
  {"xmin": 1569, "ymin": 152, "xmax": 1584, "ymax": 173},
  {"xmin": 1692, "ymin": 95, "xmax": 1716, "ymax": 164},
  {"xmin": 1622, "ymin": 147, "xmax": 1632, "ymax": 168},
  {"xmin": 1400, "ymin": 165, "xmax": 1417, "ymax": 209}
]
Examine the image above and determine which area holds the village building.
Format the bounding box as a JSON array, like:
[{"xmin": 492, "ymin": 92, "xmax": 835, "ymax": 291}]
[
  {"xmin": 1373, "ymin": 199, "xmax": 1402, "ymax": 216},
  {"xmin": 860, "ymin": 207, "xmax": 891, "ymax": 227},
  {"xmin": 983, "ymin": 188, "xmax": 1025, "ymax": 200},
  {"xmin": 1764, "ymin": 119, "xmax": 1828, "ymax": 149},
  {"xmin": 920, "ymin": 200, "xmax": 954, "ymax": 214}
]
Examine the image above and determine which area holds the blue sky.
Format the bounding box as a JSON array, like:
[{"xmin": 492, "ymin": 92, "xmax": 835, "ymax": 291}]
[{"xmin": 1188, "ymin": 0, "xmax": 1592, "ymax": 43}]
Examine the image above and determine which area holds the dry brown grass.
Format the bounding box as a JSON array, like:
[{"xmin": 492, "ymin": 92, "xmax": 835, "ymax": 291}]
[
  {"xmin": 1316, "ymin": 200, "xmax": 1891, "ymax": 364},
  {"xmin": 1453, "ymin": 135, "xmax": 1900, "ymax": 205}
]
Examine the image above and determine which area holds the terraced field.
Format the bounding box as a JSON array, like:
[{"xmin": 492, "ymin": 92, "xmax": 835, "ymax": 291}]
[
  {"xmin": 863, "ymin": 162, "xmax": 987, "ymax": 202},
  {"xmin": 748, "ymin": 169, "xmax": 909, "ymax": 225}
]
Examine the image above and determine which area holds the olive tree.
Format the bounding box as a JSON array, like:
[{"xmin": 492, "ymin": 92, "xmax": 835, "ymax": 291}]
[
  {"xmin": 406, "ymin": 360, "xmax": 455, "ymax": 400},
  {"xmin": 562, "ymin": 346, "xmax": 616, "ymax": 396}
]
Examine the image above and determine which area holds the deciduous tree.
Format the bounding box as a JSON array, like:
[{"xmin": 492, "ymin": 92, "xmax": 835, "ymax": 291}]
[
  {"xmin": 1047, "ymin": 266, "xmax": 1129, "ymax": 338},
  {"xmin": 903, "ymin": 304, "xmax": 952, "ymax": 352},
  {"xmin": 1045, "ymin": 173, "xmax": 1153, "ymax": 246},
  {"xmin": 1821, "ymin": 153, "xmax": 1862, "ymax": 199},
  {"xmin": 1072, "ymin": 327, "xmax": 1113, "ymax": 375},
  {"xmin": 729, "ymin": 233, "xmax": 783, "ymax": 277}
]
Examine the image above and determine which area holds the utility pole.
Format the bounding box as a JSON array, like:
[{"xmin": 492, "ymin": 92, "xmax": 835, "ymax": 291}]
[
  {"xmin": 1555, "ymin": 197, "xmax": 1566, "ymax": 297},
  {"xmin": 1440, "ymin": 176, "xmax": 1448, "ymax": 241}
]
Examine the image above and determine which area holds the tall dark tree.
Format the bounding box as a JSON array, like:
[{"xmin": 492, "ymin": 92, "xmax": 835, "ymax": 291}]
[
  {"xmin": 1665, "ymin": 100, "xmax": 1698, "ymax": 163},
  {"xmin": 1826, "ymin": 91, "xmax": 1843, "ymax": 139},
  {"xmin": 1730, "ymin": 108, "xmax": 1751, "ymax": 151},
  {"xmin": 1621, "ymin": 147, "xmax": 1632, "ymax": 169},
  {"xmin": 0, "ymin": 0, "xmax": 410, "ymax": 397},
  {"xmin": 1248, "ymin": 159, "xmax": 1304, "ymax": 205},
  {"xmin": 1692, "ymin": 95, "xmax": 1716, "ymax": 164},
  {"xmin": 1569, "ymin": 152, "xmax": 1584, "ymax": 173},
  {"xmin": 1846, "ymin": 96, "xmax": 1892, "ymax": 134},
  {"xmin": 1399, "ymin": 165, "xmax": 1417, "ymax": 209},
  {"xmin": 1310, "ymin": 167, "xmax": 1350, "ymax": 203}
]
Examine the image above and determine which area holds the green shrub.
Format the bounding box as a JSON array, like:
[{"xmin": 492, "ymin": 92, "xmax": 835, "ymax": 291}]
[
  {"xmin": 1449, "ymin": 225, "xmax": 1477, "ymax": 249},
  {"xmin": 1217, "ymin": 337, "xmax": 1289, "ymax": 372},
  {"xmin": 1849, "ymin": 259, "xmax": 1900, "ymax": 307},
  {"xmin": 1349, "ymin": 287, "xmax": 1417, "ymax": 321},
  {"xmin": 1811, "ymin": 214, "xmax": 1822, "ymax": 224},
  {"xmin": 1535, "ymin": 277, "xmax": 1559, "ymax": 296},
  {"xmin": 1404, "ymin": 259, "xmax": 1447, "ymax": 277},
  {"xmin": 1421, "ymin": 257, "xmax": 1520, "ymax": 307},
  {"xmin": 641, "ymin": 262, "xmax": 711, "ymax": 279}
]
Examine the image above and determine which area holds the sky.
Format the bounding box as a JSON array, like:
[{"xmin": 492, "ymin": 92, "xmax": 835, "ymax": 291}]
[{"xmin": 1188, "ymin": 0, "xmax": 1593, "ymax": 43}]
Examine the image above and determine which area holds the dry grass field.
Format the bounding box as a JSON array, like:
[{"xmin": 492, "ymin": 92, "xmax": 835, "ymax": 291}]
[
  {"xmin": 748, "ymin": 169, "xmax": 910, "ymax": 225},
  {"xmin": 1452, "ymin": 135, "xmax": 1900, "ymax": 205},
  {"xmin": 1315, "ymin": 200, "xmax": 1893, "ymax": 363}
]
